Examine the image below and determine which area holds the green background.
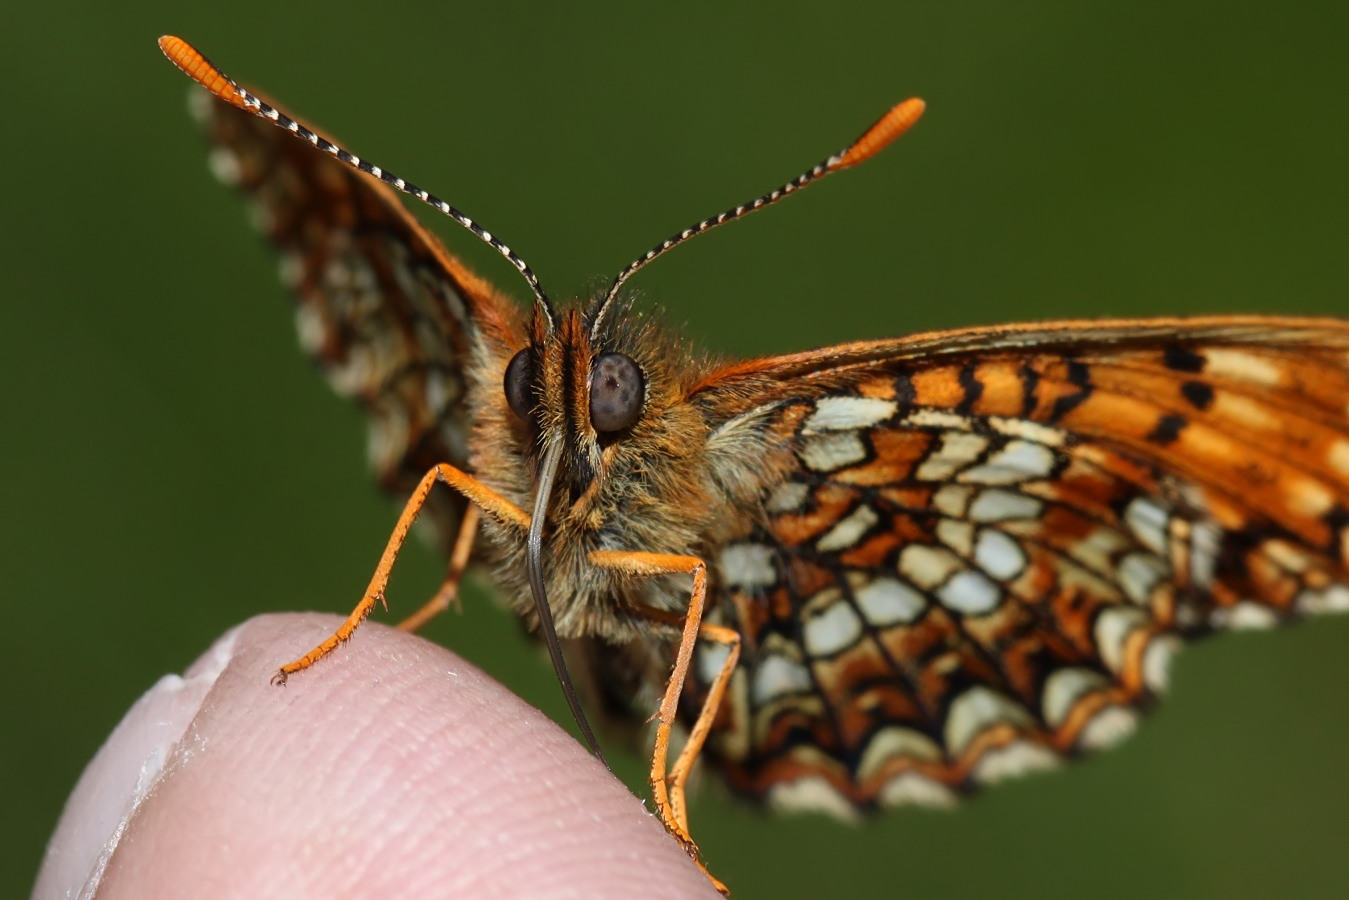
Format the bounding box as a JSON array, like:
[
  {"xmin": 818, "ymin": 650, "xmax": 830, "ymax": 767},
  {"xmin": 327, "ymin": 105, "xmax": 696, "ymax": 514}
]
[{"xmin": 4, "ymin": 3, "xmax": 1347, "ymax": 898}]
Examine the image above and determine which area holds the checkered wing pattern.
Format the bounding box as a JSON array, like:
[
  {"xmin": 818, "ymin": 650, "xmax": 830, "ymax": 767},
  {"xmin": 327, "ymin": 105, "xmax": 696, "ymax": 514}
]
[
  {"xmin": 693, "ymin": 319, "xmax": 1349, "ymax": 814},
  {"xmin": 192, "ymin": 89, "xmax": 519, "ymax": 545}
]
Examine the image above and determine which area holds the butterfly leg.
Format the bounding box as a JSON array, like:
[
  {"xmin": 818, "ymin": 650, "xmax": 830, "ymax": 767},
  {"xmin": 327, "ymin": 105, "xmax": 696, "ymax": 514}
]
[
  {"xmin": 396, "ymin": 504, "xmax": 481, "ymax": 632},
  {"xmin": 589, "ymin": 549, "xmax": 741, "ymax": 894},
  {"xmin": 272, "ymin": 464, "xmax": 526, "ymax": 685}
]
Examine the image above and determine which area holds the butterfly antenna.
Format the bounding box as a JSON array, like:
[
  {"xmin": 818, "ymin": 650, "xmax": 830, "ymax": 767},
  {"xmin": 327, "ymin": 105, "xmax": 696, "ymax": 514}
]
[
  {"xmin": 590, "ymin": 97, "xmax": 925, "ymax": 338},
  {"xmin": 158, "ymin": 36, "xmax": 559, "ymax": 329}
]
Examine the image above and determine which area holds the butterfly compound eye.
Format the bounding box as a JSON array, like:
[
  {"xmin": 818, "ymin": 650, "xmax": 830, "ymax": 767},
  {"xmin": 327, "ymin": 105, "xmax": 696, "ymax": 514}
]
[
  {"xmin": 504, "ymin": 349, "xmax": 535, "ymax": 421},
  {"xmin": 589, "ymin": 352, "xmax": 645, "ymax": 433}
]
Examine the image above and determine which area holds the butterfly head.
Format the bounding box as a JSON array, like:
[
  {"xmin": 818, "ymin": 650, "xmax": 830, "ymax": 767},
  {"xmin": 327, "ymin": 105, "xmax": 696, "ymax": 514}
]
[{"xmin": 503, "ymin": 302, "xmax": 652, "ymax": 503}]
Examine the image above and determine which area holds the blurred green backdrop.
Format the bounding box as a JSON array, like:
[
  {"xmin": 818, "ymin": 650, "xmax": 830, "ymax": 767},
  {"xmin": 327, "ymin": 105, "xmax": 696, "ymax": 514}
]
[{"xmin": 4, "ymin": 3, "xmax": 1347, "ymax": 898}]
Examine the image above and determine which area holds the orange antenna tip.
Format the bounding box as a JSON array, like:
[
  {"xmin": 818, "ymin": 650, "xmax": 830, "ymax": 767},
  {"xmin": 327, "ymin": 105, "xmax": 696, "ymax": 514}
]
[
  {"xmin": 157, "ymin": 35, "xmax": 250, "ymax": 110},
  {"xmin": 834, "ymin": 97, "xmax": 926, "ymax": 169}
]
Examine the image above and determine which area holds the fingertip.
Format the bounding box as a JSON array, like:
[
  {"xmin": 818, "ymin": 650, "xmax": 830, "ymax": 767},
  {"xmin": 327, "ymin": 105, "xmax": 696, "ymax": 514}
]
[{"xmin": 39, "ymin": 615, "xmax": 717, "ymax": 898}]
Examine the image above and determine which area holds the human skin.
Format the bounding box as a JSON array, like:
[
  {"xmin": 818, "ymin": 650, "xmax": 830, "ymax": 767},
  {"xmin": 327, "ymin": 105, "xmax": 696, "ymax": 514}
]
[{"xmin": 34, "ymin": 613, "xmax": 718, "ymax": 898}]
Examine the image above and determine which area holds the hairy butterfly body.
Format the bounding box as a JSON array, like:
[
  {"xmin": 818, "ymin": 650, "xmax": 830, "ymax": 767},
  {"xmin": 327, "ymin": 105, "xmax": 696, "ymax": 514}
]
[{"xmin": 160, "ymin": 36, "xmax": 1349, "ymax": 892}]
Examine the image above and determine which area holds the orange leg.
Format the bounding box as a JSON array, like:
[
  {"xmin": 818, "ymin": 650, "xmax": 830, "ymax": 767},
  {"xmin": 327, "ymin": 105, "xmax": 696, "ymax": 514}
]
[
  {"xmin": 272, "ymin": 464, "xmax": 527, "ymax": 685},
  {"xmin": 588, "ymin": 549, "xmax": 741, "ymax": 894},
  {"xmin": 396, "ymin": 504, "xmax": 481, "ymax": 632}
]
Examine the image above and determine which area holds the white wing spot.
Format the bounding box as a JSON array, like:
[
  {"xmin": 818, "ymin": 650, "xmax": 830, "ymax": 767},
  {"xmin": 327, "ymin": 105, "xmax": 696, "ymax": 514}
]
[
  {"xmin": 1190, "ymin": 520, "xmax": 1221, "ymax": 589},
  {"xmin": 898, "ymin": 544, "xmax": 963, "ymax": 589},
  {"xmin": 1262, "ymin": 538, "xmax": 1311, "ymax": 574},
  {"xmin": 803, "ymin": 598, "xmax": 864, "ymax": 657},
  {"xmin": 767, "ymin": 777, "xmax": 860, "ymax": 822},
  {"xmin": 973, "ymin": 528, "xmax": 1028, "ymax": 581},
  {"xmin": 1212, "ymin": 601, "xmax": 1279, "ymax": 630},
  {"xmin": 1077, "ymin": 706, "xmax": 1139, "ymax": 751},
  {"xmin": 968, "ymin": 488, "xmax": 1044, "ymax": 523},
  {"xmin": 855, "ymin": 577, "xmax": 928, "ymax": 627},
  {"xmin": 971, "ymin": 740, "xmax": 1060, "ymax": 785},
  {"xmin": 207, "ymin": 146, "xmax": 243, "ymax": 185},
  {"xmin": 804, "ymin": 396, "xmax": 897, "ymax": 432},
  {"xmin": 914, "ymin": 431, "xmax": 989, "ymax": 481},
  {"xmin": 1142, "ymin": 633, "xmax": 1181, "ymax": 693},
  {"xmin": 877, "ymin": 772, "xmax": 958, "ymax": 809},
  {"xmin": 858, "ymin": 727, "xmax": 943, "ymax": 779},
  {"xmin": 987, "ymin": 416, "xmax": 1066, "ymax": 447},
  {"xmin": 937, "ymin": 570, "xmax": 1002, "ymax": 616},
  {"xmin": 932, "ymin": 483, "xmax": 973, "ymax": 518},
  {"xmin": 720, "ymin": 543, "xmax": 778, "ymax": 590},
  {"xmin": 945, "ymin": 686, "xmax": 1034, "ymax": 755},
  {"xmin": 323, "ymin": 255, "xmax": 355, "ymax": 290},
  {"xmin": 1118, "ymin": 552, "xmax": 1168, "ymax": 605},
  {"xmin": 959, "ymin": 440, "xmax": 1055, "ymax": 485},
  {"xmin": 1073, "ymin": 526, "xmax": 1132, "ymax": 575},
  {"xmin": 294, "ymin": 303, "xmax": 325, "ymax": 354},
  {"xmin": 1124, "ymin": 496, "xmax": 1170, "ymax": 555},
  {"xmin": 1094, "ymin": 606, "xmax": 1150, "ymax": 674},
  {"xmin": 765, "ymin": 481, "xmax": 810, "ymax": 513},
  {"xmin": 187, "ymin": 86, "xmax": 212, "ymax": 121},
  {"xmin": 1295, "ymin": 584, "xmax": 1349, "ymax": 615},
  {"xmin": 1042, "ymin": 667, "xmax": 1109, "ymax": 728},
  {"xmin": 800, "ymin": 432, "xmax": 867, "ymax": 472},
  {"xmin": 697, "ymin": 642, "xmax": 733, "ymax": 685},
  {"xmin": 277, "ymin": 252, "xmax": 305, "ymax": 290},
  {"xmin": 425, "ymin": 370, "xmax": 452, "ymax": 415},
  {"xmin": 816, "ymin": 504, "xmax": 879, "ymax": 553},
  {"xmin": 936, "ymin": 519, "xmax": 974, "ymax": 556},
  {"xmin": 751, "ymin": 655, "xmax": 814, "ymax": 705},
  {"xmin": 904, "ymin": 408, "xmax": 973, "ymax": 431},
  {"xmin": 327, "ymin": 344, "xmax": 373, "ymax": 396},
  {"xmin": 367, "ymin": 402, "xmax": 410, "ymax": 472}
]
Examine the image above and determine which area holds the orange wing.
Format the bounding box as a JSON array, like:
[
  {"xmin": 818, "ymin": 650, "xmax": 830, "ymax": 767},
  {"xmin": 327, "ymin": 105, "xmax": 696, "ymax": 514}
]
[
  {"xmin": 190, "ymin": 86, "xmax": 520, "ymax": 547},
  {"xmin": 687, "ymin": 317, "xmax": 1349, "ymax": 814}
]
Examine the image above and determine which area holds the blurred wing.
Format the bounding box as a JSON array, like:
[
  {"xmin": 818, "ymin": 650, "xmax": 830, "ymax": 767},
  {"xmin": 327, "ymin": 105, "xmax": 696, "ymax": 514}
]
[
  {"xmin": 190, "ymin": 86, "xmax": 519, "ymax": 546},
  {"xmin": 691, "ymin": 317, "xmax": 1349, "ymax": 814}
]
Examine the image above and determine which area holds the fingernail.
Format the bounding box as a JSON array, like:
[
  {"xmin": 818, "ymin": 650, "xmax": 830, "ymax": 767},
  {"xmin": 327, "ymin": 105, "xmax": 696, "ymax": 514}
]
[{"xmin": 32, "ymin": 625, "xmax": 242, "ymax": 899}]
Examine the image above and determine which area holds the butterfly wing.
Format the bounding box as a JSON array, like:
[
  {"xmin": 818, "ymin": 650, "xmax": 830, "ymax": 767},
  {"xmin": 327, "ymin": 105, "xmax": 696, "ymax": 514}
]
[
  {"xmin": 688, "ymin": 317, "xmax": 1349, "ymax": 814},
  {"xmin": 189, "ymin": 86, "xmax": 520, "ymax": 548}
]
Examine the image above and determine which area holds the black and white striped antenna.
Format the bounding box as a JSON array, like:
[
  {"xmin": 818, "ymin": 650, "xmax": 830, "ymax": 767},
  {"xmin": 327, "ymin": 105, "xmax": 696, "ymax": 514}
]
[{"xmin": 589, "ymin": 97, "xmax": 926, "ymax": 338}]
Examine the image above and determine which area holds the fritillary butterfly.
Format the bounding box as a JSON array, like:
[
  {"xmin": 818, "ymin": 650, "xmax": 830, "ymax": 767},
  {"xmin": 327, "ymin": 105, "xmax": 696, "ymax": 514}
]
[{"xmin": 160, "ymin": 36, "xmax": 1349, "ymax": 893}]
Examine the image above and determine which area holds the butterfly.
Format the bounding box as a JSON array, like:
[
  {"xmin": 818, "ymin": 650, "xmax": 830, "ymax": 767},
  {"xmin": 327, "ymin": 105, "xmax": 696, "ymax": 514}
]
[{"xmin": 160, "ymin": 35, "xmax": 1349, "ymax": 893}]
